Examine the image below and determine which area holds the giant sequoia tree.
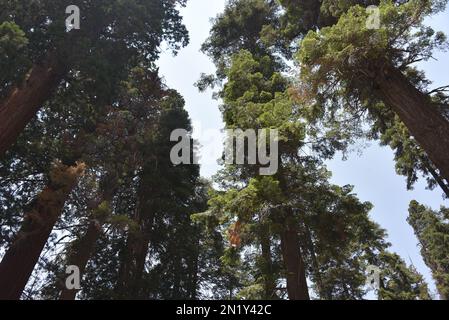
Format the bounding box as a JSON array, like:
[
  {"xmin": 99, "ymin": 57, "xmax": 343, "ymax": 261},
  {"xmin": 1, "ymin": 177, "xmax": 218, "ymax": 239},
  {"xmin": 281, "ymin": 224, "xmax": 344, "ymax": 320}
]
[
  {"xmin": 0, "ymin": 0, "xmax": 190, "ymax": 299},
  {"xmin": 0, "ymin": 0, "xmax": 448, "ymax": 301},
  {"xmin": 197, "ymin": 0, "xmax": 434, "ymax": 300},
  {"xmin": 0, "ymin": 69, "xmax": 107, "ymax": 299},
  {"xmin": 197, "ymin": 47, "xmax": 429, "ymax": 300},
  {"xmin": 296, "ymin": 0, "xmax": 449, "ymax": 186},
  {"xmin": 0, "ymin": 0, "xmax": 188, "ymax": 155}
]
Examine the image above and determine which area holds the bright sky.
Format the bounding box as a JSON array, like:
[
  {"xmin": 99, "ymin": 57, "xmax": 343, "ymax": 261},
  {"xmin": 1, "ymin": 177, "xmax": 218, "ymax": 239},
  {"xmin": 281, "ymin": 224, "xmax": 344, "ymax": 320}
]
[{"xmin": 158, "ymin": 0, "xmax": 449, "ymax": 298}]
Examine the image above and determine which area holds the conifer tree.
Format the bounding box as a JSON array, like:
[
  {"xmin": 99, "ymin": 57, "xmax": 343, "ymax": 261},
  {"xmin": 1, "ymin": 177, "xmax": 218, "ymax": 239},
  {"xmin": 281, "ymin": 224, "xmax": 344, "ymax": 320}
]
[
  {"xmin": 0, "ymin": 0, "xmax": 188, "ymax": 155},
  {"xmin": 296, "ymin": 0, "xmax": 449, "ymax": 184},
  {"xmin": 408, "ymin": 201, "xmax": 449, "ymax": 299}
]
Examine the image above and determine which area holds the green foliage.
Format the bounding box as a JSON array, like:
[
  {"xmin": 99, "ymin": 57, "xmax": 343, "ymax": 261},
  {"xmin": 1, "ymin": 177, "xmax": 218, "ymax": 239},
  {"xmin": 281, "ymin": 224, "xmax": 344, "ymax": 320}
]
[
  {"xmin": 297, "ymin": 0, "xmax": 448, "ymax": 90},
  {"xmin": 378, "ymin": 251, "xmax": 431, "ymax": 300},
  {"xmin": 202, "ymin": 0, "xmax": 279, "ymax": 65},
  {"xmin": 195, "ymin": 0, "xmax": 443, "ymax": 300},
  {"xmin": 0, "ymin": 21, "xmax": 30, "ymax": 97},
  {"xmin": 408, "ymin": 201, "xmax": 449, "ymax": 299},
  {"xmin": 295, "ymin": 0, "xmax": 449, "ymax": 192},
  {"xmin": 1, "ymin": 0, "xmax": 447, "ymax": 301},
  {"xmin": 0, "ymin": 0, "xmax": 189, "ymax": 105}
]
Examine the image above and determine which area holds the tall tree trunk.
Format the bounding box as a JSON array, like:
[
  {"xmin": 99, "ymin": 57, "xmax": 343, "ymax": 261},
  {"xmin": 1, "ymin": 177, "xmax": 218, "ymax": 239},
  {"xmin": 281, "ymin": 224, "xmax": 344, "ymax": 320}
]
[
  {"xmin": 59, "ymin": 174, "xmax": 118, "ymax": 300},
  {"xmin": 375, "ymin": 65, "xmax": 449, "ymax": 185},
  {"xmin": 0, "ymin": 55, "xmax": 65, "ymax": 156},
  {"xmin": 130, "ymin": 231, "xmax": 152, "ymax": 299},
  {"xmin": 115, "ymin": 170, "xmax": 155, "ymax": 299},
  {"xmin": 58, "ymin": 220, "xmax": 102, "ymax": 300},
  {"xmin": 115, "ymin": 197, "xmax": 153, "ymax": 300},
  {"xmin": 280, "ymin": 215, "xmax": 310, "ymax": 300},
  {"xmin": 116, "ymin": 230, "xmax": 151, "ymax": 299},
  {"xmin": 187, "ymin": 236, "xmax": 200, "ymax": 300},
  {"xmin": 173, "ymin": 255, "xmax": 182, "ymax": 298},
  {"xmin": 115, "ymin": 239, "xmax": 132, "ymax": 298},
  {"xmin": 0, "ymin": 162, "xmax": 85, "ymax": 300},
  {"xmin": 260, "ymin": 224, "xmax": 277, "ymax": 299},
  {"xmin": 303, "ymin": 224, "xmax": 326, "ymax": 299}
]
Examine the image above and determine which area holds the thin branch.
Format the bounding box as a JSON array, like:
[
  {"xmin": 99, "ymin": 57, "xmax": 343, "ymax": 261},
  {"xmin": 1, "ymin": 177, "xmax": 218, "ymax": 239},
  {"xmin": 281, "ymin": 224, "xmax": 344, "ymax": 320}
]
[{"xmin": 427, "ymin": 85, "xmax": 449, "ymax": 95}]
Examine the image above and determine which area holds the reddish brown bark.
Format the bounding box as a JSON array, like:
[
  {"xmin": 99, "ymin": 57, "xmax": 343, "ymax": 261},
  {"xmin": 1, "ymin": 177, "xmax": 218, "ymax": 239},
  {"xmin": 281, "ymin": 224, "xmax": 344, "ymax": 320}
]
[
  {"xmin": 115, "ymin": 226, "xmax": 151, "ymax": 300},
  {"xmin": 59, "ymin": 174, "xmax": 118, "ymax": 300},
  {"xmin": 115, "ymin": 174, "xmax": 155, "ymax": 299},
  {"xmin": 0, "ymin": 162, "xmax": 85, "ymax": 300},
  {"xmin": 280, "ymin": 218, "xmax": 310, "ymax": 300},
  {"xmin": 129, "ymin": 232, "xmax": 152, "ymax": 298},
  {"xmin": 0, "ymin": 54, "xmax": 65, "ymax": 156},
  {"xmin": 58, "ymin": 219, "xmax": 102, "ymax": 300},
  {"xmin": 375, "ymin": 65, "xmax": 449, "ymax": 186}
]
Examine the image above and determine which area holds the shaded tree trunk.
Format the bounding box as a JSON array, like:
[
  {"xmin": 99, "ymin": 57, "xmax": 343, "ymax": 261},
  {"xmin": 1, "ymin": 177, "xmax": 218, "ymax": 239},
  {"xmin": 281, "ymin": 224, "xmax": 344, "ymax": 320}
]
[
  {"xmin": 115, "ymin": 166, "xmax": 157, "ymax": 299},
  {"xmin": 59, "ymin": 174, "xmax": 118, "ymax": 300},
  {"xmin": 173, "ymin": 255, "xmax": 182, "ymax": 298},
  {"xmin": 0, "ymin": 162, "xmax": 85, "ymax": 300},
  {"xmin": 115, "ymin": 188, "xmax": 154, "ymax": 300},
  {"xmin": 187, "ymin": 236, "xmax": 200, "ymax": 300},
  {"xmin": 0, "ymin": 55, "xmax": 65, "ymax": 156},
  {"xmin": 58, "ymin": 220, "xmax": 102, "ymax": 300},
  {"xmin": 260, "ymin": 224, "xmax": 277, "ymax": 299},
  {"xmin": 303, "ymin": 224, "xmax": 327, "ymax": 299},
  {"xmin": 130, "ymin": 230, "xmax": 152, "ymax": 298},
  {"xmin": 280, "ymin": 217, "xmax": 310, "ymax": 300},
  {"xmin": 115, "ymin": 229, "xmax": 151, "ymax": 299},
  {"xmin": 375, "ymin": 65, "xmax": 449, "ymax": 186}
]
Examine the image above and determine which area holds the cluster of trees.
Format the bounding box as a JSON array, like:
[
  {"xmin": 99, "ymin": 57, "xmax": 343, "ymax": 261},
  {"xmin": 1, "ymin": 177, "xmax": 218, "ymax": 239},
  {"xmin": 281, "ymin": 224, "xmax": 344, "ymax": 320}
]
[{"xmin": 0, "ymin": 0, "xmax": 448, "ymax": 300}]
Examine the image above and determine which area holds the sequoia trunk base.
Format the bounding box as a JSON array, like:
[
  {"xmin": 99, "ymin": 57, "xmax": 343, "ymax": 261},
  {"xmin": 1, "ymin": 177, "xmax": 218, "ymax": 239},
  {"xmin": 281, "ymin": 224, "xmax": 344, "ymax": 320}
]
[{"xmin": 280, "ymin": 223, "xmax": 310, "ymax": 300}]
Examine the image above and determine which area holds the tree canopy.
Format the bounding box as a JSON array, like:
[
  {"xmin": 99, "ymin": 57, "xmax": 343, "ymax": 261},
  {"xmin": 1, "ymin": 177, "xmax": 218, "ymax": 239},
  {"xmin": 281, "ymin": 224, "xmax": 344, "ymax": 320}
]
[{"xmin": 0, "ymin": 0, "xmax": 448, "ymax": 301}]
